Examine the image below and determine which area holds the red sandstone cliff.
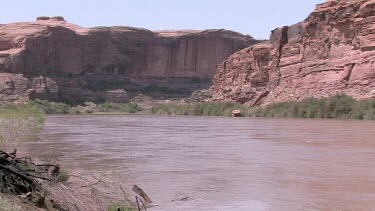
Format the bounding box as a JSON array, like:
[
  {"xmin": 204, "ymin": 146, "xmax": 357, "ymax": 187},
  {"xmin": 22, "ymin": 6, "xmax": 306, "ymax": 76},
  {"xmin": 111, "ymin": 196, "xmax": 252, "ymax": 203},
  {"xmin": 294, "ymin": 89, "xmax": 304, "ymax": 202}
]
[
  {"xmin": 0, "ymin": 16, "xmax": 257, "ymax": 102},
  {"xmin": 210, "ymin": 0, "xmax": 375, "ymax": 105}
]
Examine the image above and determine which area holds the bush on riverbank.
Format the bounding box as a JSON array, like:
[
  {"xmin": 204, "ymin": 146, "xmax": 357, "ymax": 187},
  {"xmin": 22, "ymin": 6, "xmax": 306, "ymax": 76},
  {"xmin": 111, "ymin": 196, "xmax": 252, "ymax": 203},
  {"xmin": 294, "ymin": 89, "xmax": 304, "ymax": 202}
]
[
  {"xmin": 247, "ymin": 95, "xmax": 375, "ymax": 120},
  {"xmin": 26, "ymin": 100, "xmax": 143, "ymax": 114},
  {"xmin": 150, "ymin": 95, "xmax": 375, "ymax": 120},
  {"xmin": 98, "ymin": 102, "xmax": 142, "ymax": 113},
  {"xmin": 150, "ymin": 102, "xmax": 247, "ymax": 116},
  {"xmin": 13, "ymin": 94, "xmax": 375, "ymax": 120},
  {"xmin": 27, "ymin": 100, "xmax": 71, "ymax": 114},
  {"xmin": 0, "ymin": 103, "xmax": 45, "ymax": 151}
]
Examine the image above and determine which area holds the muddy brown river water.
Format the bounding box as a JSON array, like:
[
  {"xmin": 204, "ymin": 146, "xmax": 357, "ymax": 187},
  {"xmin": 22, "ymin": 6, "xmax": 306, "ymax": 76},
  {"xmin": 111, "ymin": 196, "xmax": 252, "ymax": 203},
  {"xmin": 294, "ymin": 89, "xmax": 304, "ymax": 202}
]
[{"xmin": 27, "ymin": 115, "xmax": 375, "ymax": 210}]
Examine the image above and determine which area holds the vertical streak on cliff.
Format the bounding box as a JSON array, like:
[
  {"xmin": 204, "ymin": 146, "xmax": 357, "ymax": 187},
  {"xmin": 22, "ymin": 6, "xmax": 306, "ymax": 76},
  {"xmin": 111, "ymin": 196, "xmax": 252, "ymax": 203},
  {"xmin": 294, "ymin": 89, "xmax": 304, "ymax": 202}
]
[
  {"xmin": 207, "ymin": 39, "xmax": 212, "ymax": 72},
  {"xmin": 81, "ymin": 36, "xmax": 85, "ymax": 75},
  {"xmin": 184, "ymin": 39, "xmax": 189, "ymax": 67},
  {"xmin": 276, "ymin": 26, "xmax": 289, "ymax": 86},
  {"xmin": 298, "ymin": 44, "xmax": 307, "ymax": 74},
  {"xmin": 161, "ymin": 38, "xmax": 166, "ymax": 75},
  {"xmin": 143, "ymin": 44, "xmax": 149, "ymax": 76},
  {"xmin": 166, "ymin": 45, "xmax": 173, "ymax": 77},
  {"xmin": 344, "ymin": 63, "xmax": 355, "ymax": 88},
  {"xmin": 193, "ymin": 38, "xmax": 199, "ymax": 72}
]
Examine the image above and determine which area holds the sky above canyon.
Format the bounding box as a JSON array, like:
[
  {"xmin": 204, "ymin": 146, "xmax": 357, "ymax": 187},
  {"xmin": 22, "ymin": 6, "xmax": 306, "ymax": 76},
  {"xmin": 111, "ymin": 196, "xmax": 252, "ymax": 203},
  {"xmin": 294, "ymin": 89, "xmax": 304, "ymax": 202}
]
[{"xmin": 1, "ymin": 0, "xmax": 323, "ymax": 39}]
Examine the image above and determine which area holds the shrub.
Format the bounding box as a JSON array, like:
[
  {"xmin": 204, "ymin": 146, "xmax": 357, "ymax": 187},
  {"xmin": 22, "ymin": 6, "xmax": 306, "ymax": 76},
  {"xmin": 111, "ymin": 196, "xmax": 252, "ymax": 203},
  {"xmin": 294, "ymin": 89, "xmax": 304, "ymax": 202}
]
[
  {"xmin": 0, "ymin": 104, "xmax": 45, "ymax": 151},
  {"xmin": 27, "ymin": 100, "xmax": 71, "ymax": 114},
  {"xmin": 58, "ymin": 170, "xmax": 70, "ymax": 182},
  {"xmin": 98, "ymin": 103, "xmax": 142, "ymax": 113}
]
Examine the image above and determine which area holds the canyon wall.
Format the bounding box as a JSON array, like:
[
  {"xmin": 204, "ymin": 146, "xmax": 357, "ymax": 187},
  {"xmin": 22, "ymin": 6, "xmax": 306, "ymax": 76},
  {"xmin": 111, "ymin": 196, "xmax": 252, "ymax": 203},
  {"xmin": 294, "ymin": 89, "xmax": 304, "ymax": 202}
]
[
  {"xmin": 0, "ymin": 17, "xmax": 257, "ymax": 102},
  {"xmin": 210, "ymin": 0, "xmax": 375, "ymax": 105}
]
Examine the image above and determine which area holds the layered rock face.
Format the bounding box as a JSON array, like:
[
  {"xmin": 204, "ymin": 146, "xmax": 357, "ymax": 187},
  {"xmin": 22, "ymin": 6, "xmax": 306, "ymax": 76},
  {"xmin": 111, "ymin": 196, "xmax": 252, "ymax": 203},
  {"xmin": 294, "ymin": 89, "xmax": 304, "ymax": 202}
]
[
  {"xmin": 210, "ymin": 0, "xmax": 375, "ymax": 105},
  {"xmin": 0, "ymin": 16, "xmax": 257, "ymax": 102}
]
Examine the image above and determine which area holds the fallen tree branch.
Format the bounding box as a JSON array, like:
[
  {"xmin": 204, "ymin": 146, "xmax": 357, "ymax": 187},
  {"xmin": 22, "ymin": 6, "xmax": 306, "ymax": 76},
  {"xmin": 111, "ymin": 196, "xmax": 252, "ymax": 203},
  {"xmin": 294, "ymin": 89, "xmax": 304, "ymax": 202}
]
[{"xmin": 0, "ymin": 149, "xmax": 65, "ymax": 208}]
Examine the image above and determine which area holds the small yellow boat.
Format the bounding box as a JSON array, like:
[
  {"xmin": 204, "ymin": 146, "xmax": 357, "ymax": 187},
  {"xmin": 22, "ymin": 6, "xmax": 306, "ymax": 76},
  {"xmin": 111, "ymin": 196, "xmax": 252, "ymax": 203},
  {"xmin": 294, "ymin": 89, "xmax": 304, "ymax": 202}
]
[{"xmin": 232, "ymin": 110, "xmax": 241, "ymax": 117}]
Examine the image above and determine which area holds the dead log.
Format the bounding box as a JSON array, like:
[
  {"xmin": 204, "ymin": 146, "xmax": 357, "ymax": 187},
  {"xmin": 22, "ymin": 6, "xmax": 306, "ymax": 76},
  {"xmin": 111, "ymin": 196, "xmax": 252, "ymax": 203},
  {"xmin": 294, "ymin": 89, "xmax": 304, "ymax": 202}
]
[
  {"xmin": 0, "ymin": 149, "xmax": 63, "ymax": 208},
  {"xmin": 132, "ymin": 184, "xmax": 152, "ymax": 204}
]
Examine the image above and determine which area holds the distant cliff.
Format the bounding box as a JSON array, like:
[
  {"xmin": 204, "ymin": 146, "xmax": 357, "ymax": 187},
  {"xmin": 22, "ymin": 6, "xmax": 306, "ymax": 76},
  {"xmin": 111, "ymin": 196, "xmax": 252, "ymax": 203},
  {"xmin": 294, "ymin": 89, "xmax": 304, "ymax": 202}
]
[
  {"xmin": 210, "ymin": 0, "xmax": 375, "ymax": 105},
  {"xmin": 0, "ymin": 16, "xmax": 258, "ymax": 103}
]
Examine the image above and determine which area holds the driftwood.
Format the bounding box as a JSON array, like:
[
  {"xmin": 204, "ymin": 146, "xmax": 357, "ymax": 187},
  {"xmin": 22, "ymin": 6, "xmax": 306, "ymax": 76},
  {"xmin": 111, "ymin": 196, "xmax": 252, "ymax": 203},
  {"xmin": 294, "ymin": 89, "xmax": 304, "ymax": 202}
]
[
  {"xmin": 132, "ymin": 184, "xmax": 152, "ymax": 204},
  {"xmin": 0, "ymin": 150, "xmax": 61, "ymax": 208}
]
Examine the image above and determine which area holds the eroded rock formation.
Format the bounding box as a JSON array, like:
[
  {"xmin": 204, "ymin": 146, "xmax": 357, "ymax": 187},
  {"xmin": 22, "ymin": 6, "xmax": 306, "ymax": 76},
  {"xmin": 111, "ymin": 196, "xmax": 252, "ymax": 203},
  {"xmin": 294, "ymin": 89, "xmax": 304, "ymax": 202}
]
[
  {"xmin": 0, "ymin": 17, "xmax": 257, "ymax": 102},
  {"xmin": 210, "ymin": 0, "xmax": 375, "ymax": 105}
]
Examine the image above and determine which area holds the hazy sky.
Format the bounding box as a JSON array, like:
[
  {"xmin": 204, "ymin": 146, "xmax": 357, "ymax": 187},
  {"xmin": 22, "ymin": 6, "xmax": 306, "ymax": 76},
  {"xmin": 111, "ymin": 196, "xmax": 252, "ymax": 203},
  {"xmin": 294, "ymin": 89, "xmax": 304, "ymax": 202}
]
[{"xmin": 1, "ymin": 0, "xmax": 323, "ymax": 39}]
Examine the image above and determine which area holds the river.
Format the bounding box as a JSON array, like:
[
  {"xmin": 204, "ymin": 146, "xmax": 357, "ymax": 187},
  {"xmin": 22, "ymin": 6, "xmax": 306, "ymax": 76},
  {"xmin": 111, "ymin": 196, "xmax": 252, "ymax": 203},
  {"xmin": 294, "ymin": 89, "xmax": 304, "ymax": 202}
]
[{"xmin": 27, "ymin": 115, "xmax": 375, "ymax": 210}]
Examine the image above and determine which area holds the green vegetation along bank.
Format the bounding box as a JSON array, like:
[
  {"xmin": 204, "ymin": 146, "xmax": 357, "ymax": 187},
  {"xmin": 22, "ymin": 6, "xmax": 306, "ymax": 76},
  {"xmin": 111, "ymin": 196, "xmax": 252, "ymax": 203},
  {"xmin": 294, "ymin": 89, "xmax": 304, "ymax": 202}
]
[
  {"xmin": 150, "ymin": 95, "xmax": 375, "ymax": 120},
  {"xmin": 6, "ymin": 94, "xmax": 375, "ymax": 120},
  {"xmin": 0, "ymin": 103, "xmax": 45, "ymax": 151},
  {"xmin": 26, "ymin": 100, "xmax": 143, "ymax": 114}
]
